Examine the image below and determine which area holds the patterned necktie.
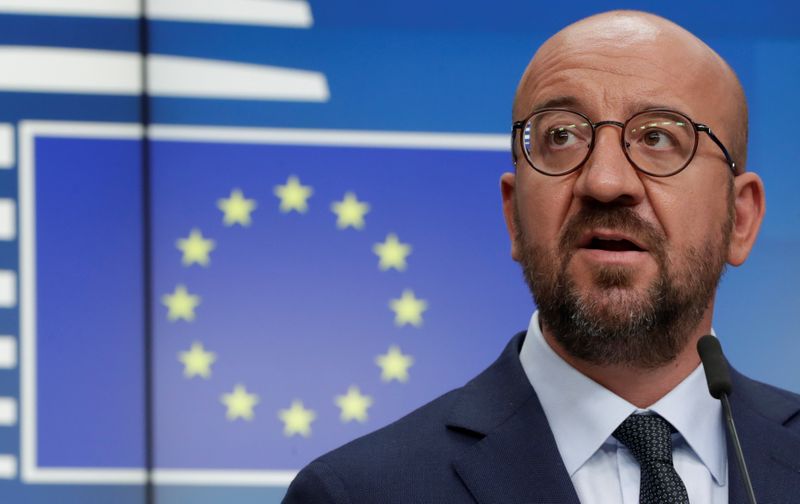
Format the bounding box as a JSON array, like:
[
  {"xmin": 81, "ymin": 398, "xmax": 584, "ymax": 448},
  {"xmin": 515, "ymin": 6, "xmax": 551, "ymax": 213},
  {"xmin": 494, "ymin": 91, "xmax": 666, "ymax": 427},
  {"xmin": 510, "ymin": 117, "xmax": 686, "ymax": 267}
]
[{"xmin": 613, "ymin": 414, "xmax": 690, "ymax": 504}]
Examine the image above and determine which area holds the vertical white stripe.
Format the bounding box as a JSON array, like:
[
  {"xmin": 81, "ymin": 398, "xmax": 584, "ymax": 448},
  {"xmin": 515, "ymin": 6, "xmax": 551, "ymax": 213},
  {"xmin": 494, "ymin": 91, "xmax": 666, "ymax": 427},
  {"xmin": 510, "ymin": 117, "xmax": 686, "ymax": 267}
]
[
  {"xmin": 0, "ymin": 336, "xmax": 15, "ymax": 368},
  {"xmin": 0, "ymin": 199, "xmax": 16, "ymax": 240},
  {"xmin": 0, "ymin": 455, "xmax": 16, "ymax": 479},
  {"xmin": 0, "ymin": 124, "xmax": 14, "ymax": 169},
  {"xmin": 18, "ymin": 121, "xmax": 37, "ymax": 480},
  {"xmin": 0, "ymin": 397, "xmax": 17, "ymax": 426},
  {"xmin": 0, "ymin": 270, "xmax": 16, "ymax": 308}
]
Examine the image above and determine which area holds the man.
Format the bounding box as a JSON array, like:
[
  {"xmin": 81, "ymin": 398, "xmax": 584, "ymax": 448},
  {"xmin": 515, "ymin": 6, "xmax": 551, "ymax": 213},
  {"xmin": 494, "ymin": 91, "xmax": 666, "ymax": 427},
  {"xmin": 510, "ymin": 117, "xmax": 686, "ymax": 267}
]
[{"xmin": 284, "ymin": 10, "xmax": 800, "ymax": 503}]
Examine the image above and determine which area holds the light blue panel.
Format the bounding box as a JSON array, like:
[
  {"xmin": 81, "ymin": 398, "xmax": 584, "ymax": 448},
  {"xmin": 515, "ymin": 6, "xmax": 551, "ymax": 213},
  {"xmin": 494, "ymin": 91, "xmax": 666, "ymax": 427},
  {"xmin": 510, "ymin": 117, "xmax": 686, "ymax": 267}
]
[{"xmin": 155, "ymin": 485, "xmax": 288, "ymax": 503}]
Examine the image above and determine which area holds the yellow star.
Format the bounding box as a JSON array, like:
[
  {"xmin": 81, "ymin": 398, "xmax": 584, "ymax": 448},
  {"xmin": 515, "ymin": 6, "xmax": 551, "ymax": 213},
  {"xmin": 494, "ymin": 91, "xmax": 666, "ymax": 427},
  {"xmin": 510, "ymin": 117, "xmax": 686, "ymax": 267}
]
[
  {"xmin": 278, "ymin": 400, "xmax": 316, "ymax": 437},
  {"xmin": 176, "ymin": 228, "xmax": 216, "ymax": 267},
  {"xmin": 375, "ymin": 345, "xmax": 414, "ymax": 382},
  {"xmin": 221, "ymin": 384, "xmax": 259, "ymax": 421},
  {"xmin": 334, "ymin": 386, "xmax": 373, "ymax": 423},
  {"xmin": 178, "ymin": 342, "xmax": 216, "ymax": 379},
  {"xmin": 274, "ymin": 175, "xmax": 313, "ymax": 213},
  {"xmin": 217, "ymin": 189, "xmax": 257, "ymax": 226},
  {"xmin": 389, "ymin": 289, "xmax": 428, "ymax": 327},
  {"xmin": 331, "ymin": 192, "xmax": 370, "ymax": 230},
  {"xmin": 373, "ymin": 233, "xmax": 412, "ymax": 271},
  {"xmin": 162, "ymin": 285, "xmax": 201, "ymax": 322}
]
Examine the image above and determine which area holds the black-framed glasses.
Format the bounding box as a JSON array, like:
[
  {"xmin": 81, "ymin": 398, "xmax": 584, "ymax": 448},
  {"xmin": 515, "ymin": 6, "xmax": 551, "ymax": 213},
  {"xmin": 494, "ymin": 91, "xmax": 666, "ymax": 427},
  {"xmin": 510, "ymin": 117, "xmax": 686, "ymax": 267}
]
[{"xmin": 511, "ymin": 108, "xmax": 737, "ymax": 177}]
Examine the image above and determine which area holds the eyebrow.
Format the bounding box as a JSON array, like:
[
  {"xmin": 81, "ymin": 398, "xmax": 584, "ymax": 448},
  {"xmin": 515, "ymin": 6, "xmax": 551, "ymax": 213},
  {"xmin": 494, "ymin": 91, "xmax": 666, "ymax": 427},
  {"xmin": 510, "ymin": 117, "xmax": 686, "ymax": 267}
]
[
  {"xmin": 527, "ymin": 96, "xmax": 687, "ymax": 119},
  {"xmin": 531, "ymin": 95, "xmax": 583, "ymax": 111}
]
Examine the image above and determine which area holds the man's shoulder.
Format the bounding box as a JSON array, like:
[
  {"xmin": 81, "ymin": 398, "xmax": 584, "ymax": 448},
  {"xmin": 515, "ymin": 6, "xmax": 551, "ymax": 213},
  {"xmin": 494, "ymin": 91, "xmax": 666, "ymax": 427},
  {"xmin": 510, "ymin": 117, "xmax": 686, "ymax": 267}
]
[
  {"xmin": 282, "ymin": 384, "xmax": 479, "ymax": 503},
  {"xmin": 731, "ymin": 369, "xmax": 800, "ymax": 430},
  {"xmin": 312, "ymin": 385, "xmax": 466, "ymax": 470}
]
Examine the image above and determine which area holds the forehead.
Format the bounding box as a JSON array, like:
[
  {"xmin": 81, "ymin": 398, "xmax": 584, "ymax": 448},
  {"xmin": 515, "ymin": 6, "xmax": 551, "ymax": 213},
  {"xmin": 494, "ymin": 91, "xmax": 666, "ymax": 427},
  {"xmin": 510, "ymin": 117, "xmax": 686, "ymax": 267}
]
[
  {"xmin": 519, "ymin": 43, "xmax": 710, "ymax": 121},
  {"xmin": 515, "ymin": 17, "xmax": 733, "ymax": 125}
]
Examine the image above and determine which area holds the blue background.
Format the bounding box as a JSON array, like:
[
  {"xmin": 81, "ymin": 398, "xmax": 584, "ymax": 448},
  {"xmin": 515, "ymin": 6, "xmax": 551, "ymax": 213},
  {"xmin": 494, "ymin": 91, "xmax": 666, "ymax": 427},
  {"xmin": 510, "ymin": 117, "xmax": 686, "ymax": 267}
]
[{"xmin": 0, "ymin": 1, "xmax": 796, "ymax": 502}]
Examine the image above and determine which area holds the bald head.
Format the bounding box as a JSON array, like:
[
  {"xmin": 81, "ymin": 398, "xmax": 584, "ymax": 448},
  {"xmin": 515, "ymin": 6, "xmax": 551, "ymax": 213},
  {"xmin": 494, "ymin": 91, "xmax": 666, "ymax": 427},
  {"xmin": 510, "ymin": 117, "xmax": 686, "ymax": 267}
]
[{"xmin": 514, "ymin": 11, "xmax": 748, "ymax": 170}]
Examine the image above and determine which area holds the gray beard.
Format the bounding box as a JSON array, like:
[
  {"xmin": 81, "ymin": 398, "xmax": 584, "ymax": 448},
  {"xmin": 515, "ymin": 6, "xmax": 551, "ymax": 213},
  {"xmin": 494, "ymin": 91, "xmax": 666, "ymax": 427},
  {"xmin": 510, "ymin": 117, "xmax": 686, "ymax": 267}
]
[{"xmin": 515, "ymin": 201, "xmax": 731, "ymax": 369}]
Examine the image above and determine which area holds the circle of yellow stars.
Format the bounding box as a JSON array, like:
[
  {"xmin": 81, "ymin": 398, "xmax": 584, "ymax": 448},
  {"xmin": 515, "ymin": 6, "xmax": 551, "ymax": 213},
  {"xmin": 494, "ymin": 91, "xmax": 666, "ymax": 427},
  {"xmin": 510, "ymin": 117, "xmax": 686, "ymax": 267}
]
[{"xmin": 161, "ymin": 174, "xmax": 424, "ymax": 437}]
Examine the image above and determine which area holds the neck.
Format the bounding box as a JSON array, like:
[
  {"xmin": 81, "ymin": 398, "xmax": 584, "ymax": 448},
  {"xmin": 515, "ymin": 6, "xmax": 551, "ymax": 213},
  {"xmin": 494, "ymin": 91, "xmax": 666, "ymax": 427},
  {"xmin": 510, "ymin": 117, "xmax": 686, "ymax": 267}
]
[{"xmin": 541, "ymin": 310, "xmax": 714, "ymax": 408}]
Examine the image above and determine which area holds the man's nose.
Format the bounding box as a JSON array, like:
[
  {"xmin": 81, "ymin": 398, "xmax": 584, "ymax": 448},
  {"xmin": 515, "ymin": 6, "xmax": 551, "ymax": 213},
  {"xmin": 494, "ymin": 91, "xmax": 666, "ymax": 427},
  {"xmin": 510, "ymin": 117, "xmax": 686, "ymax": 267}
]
[{"xmin": 573, "ymin": 124, "xmax": 646, "ymax": 206}]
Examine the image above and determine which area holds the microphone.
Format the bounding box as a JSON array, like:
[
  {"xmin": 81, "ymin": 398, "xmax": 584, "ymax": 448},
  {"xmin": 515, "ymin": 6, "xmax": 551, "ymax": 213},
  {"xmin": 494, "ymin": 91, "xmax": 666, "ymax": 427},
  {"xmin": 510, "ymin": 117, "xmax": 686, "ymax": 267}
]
[{"xmin": 697, "ymin": 335, "xmax": 757, "ymax": 504}]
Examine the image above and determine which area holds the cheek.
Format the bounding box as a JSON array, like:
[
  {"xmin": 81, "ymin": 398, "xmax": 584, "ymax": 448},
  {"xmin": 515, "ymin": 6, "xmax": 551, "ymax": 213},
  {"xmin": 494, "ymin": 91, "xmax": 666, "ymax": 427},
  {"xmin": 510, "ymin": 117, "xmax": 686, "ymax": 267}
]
[
  {"xmin": 647, "ymin": 181, "xmax": 729, "ymax": 254},
  {"xmin": 516, "ymin": 177, "xmax": 575, "ymax": 244}
]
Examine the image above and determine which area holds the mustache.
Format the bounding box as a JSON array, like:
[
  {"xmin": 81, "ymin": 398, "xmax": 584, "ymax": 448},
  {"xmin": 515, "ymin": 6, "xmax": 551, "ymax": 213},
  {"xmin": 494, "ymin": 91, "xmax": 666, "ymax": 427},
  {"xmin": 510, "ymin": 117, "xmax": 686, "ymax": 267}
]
[{"xmin": 558, "ymin": 202, "xmax": 666, "ymax": 259}]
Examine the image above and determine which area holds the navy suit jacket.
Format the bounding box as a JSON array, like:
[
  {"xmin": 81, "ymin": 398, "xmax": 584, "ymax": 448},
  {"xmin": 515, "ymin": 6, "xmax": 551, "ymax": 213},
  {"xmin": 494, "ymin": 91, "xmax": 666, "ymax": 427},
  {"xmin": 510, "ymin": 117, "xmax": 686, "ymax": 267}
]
[{"xmin": 284, "ymin": 332, "xmax": 800, "ymax": 503}]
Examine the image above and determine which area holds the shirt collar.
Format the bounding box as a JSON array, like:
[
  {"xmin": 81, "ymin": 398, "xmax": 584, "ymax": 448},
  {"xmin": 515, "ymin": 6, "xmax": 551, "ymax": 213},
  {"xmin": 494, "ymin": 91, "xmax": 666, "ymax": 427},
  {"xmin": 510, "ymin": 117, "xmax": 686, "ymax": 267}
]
[
  {"xmin": 519, "ymin": 311, "xmax": 726, "ymax": 484},
  {"xmin": 649, "ymin": 358, "xmax": 727, "ymax": 485}
]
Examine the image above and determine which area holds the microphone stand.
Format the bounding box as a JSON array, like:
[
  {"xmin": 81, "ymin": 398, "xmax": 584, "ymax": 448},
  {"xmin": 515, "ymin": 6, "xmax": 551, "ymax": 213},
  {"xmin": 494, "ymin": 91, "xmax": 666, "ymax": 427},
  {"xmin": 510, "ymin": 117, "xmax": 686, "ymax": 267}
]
[
  {"xmin": 697, "ymin": 335, "xmax": 757, "ymax": 504},
  {"xmin": 720, "ymin": 394, "xmax": 757, "ymax": 504}
]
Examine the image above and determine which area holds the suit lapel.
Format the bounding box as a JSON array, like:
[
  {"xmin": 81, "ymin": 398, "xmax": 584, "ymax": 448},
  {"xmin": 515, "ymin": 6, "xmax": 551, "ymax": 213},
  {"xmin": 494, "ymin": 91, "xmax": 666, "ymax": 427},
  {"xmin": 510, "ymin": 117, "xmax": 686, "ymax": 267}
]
[
  {"xmin": 452, "ymin": 393, "xmax": 581, "ymax": 504},
  {"xmin": 445, "ymin": 332, "xmax": 581, "ymax": 504},
  {"xmin": 727, "ymin": 370, "xmax": 800, "ymax": 503}
]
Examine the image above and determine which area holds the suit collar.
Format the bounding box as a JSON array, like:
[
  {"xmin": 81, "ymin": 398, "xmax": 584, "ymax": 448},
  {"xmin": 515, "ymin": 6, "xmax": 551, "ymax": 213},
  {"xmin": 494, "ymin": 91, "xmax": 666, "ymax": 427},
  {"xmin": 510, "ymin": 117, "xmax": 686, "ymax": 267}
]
[
  {"xmin": 446, "ymin": 332, "xmax": 581, "ymax": 504},
  {"xmin": 444, "ymin": 332, "xmax": 532, "ymax": 435},
  {"xmin": 520, "ymin": 311, "xmax": 726, "ymax": 483}
]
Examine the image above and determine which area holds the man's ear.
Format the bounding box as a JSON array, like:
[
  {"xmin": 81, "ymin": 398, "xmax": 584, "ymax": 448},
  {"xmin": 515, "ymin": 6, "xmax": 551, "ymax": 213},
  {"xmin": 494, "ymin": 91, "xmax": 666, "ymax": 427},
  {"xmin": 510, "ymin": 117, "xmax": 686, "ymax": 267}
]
[
  {"xmin": 727, "ymin": 171, "xmax": 766, "ymax": 266},
  {"xmin": 500, "ymin": 172, "xmax": 522, "ymax": 261}
]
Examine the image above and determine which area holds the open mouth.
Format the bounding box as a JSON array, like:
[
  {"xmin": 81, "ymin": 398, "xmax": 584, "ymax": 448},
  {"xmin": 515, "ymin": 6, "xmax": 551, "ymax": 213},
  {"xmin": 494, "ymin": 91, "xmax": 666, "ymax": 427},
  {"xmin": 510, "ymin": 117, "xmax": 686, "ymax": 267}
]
[
  {"xmin": 577, "ymin": 230, "xmax": 648, "ymax": 253},
  {"xmin": 584, "ymin": 237, "xmax": 644, "ymax": 252}
]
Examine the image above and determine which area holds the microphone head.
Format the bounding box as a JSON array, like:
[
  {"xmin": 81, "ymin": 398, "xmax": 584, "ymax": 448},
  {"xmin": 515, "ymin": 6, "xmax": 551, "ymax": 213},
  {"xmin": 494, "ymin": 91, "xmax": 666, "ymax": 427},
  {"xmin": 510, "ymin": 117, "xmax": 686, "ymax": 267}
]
[{"xmin": 697, "ymin": 335, "xmax": 732, "ymax": 399}]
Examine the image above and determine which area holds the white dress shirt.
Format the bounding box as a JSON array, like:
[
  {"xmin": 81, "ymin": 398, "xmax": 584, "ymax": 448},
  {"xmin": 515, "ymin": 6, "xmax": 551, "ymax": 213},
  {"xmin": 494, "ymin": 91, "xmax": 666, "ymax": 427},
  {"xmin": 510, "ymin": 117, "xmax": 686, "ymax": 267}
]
[{"xmin": 519, "ymin": 311, "xmax": 728, "ymax": 503}]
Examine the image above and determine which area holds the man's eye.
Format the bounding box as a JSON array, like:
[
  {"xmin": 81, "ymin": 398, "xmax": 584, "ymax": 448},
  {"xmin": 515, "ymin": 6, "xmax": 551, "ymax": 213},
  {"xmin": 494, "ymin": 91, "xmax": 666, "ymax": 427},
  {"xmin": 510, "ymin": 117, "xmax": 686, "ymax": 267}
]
[
  {"xmin": 643, "ymin": 130, "xmax": 674, "ymax": 148},
  {"xmin": 547, "ymin": 128, "xmax": 576, "ymax": 147}
]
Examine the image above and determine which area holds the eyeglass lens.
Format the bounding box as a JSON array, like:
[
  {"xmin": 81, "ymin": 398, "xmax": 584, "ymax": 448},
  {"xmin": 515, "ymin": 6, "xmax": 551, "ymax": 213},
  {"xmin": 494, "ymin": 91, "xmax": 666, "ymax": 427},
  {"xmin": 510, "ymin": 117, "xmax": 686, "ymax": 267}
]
[{"xmin": 522, "ymin": 110, "xmax": 696, "ymax": 176}]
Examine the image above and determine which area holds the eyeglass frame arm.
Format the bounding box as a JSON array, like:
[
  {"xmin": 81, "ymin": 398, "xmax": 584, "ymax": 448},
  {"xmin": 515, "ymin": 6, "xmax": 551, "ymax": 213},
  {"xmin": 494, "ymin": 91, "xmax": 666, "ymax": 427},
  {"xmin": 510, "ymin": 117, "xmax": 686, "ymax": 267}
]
[{"xmin": 695, "ymin": 124, "xmax": 737, "ymax": 174}]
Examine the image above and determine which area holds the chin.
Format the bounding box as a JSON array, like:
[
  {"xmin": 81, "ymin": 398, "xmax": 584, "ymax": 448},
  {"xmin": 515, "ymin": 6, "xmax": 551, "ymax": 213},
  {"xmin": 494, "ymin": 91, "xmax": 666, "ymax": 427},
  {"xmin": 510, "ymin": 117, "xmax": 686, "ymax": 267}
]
[
  {"xmin": 571, "ymin": 273, "xmax": 657, "ymax": 320},
  {"xmin": 579, "ymin": 283, "xmax": 638, "ymax": 305},
  {"xmin": 570, "ymin": 262, "xmax": 651, "ymax": 291}
]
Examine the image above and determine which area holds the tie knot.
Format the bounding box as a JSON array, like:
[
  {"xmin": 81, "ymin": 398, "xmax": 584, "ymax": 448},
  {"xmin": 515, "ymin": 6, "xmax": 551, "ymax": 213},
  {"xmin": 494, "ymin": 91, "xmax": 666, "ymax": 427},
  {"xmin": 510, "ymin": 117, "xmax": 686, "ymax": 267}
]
[{"xmin": 613, "ymin": 414, "xmax": 676, "ymax": 465}]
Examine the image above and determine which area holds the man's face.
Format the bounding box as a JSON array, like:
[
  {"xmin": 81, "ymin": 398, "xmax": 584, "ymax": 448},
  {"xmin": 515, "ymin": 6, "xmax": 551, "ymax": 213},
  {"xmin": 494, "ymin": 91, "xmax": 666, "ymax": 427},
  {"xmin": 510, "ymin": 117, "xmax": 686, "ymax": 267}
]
[{"xmin": 505, "ymin": 20, "xmax": 740, "ymax": 367}]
